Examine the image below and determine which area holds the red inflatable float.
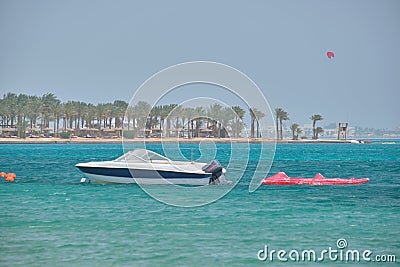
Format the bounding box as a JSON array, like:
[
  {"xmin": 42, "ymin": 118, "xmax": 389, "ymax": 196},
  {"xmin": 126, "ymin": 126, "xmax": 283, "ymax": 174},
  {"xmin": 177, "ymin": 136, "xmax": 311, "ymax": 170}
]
[{"xmin": 262, "ymin": 172, "xmax": 369, "ymax": 185}]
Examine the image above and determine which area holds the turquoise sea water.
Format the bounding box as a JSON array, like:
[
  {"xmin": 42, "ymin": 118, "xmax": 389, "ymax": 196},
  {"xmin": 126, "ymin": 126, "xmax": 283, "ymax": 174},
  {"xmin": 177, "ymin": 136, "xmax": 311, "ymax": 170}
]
[{"xmin": 0, "ymin": 142, "xmax": 399, "ymax": 266}]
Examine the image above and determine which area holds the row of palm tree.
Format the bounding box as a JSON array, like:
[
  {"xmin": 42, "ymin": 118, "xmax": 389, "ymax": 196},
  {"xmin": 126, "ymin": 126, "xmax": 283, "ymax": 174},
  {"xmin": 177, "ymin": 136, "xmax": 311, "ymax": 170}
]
[
  {"xmin": 128, "ymin": 102, "xmax": 252, "ymax": 139},
  {"xmin": 0, "ymin": 92, "xmax": 262, "ymax": 139},
  {"xmin": 1, "ymin": 92, "xmax": 324, "ymax": 140},
  {"xmin": 0, "ymin": 92, "xmax": 128, "ymax": 138},
  {"xmin": 274, "ymin": 107, "xmax": 324, "ymax": 140}
]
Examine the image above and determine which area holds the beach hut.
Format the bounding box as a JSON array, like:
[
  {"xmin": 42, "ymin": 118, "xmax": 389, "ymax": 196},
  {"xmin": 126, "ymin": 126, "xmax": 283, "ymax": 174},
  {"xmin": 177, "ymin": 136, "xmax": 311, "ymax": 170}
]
[
  {"xmin": 200, "ymin": 128, "xmax": 213, "ymax": 138},
  {"xmin": 136, "ymin": 128, "xmax": 151, "ymax": 138},
  {"xmin": 101, "ymin": 127, "xmax": 121, "ymax": 138},
  {"xmin": 167, "ymin": 127, "xmax": 178, "ymax": 137},
  {"xmin": 114, "ymin": 127, "xmax": 122, "ymax": 138},
  {"xmin": 80, "ymin": 128, "xmax": 99, "ymax": 138},
  {"xmin": 150, "ymin": 127, "xmax": 163, "ymax": 138},
  {"xmin": 42, "ymin": 127, "xmax": 54, "ymax": 137},
  {"xmin": 0, "ymin": 127, "xmax": 17, "ymax": 137},
  {"xmin": 26, "ymin": 127, "xmax": 40, "ymax": 138}
]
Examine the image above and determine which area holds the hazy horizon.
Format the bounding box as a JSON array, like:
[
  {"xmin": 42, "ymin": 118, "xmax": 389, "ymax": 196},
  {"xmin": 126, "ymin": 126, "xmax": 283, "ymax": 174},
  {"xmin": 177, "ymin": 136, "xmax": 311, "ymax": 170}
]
[{"xmin": 1, "ymin": 0, "xmax": 399, "ymax": 129}]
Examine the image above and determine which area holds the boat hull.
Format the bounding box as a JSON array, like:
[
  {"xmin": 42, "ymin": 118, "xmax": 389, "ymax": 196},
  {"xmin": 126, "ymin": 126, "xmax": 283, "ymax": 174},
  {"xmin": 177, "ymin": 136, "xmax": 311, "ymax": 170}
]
[
  {"xmin": 77, "ymin": 166, "xmax": 212, "ymax": 185},
  {"xmin": 75, "ymin": 149, "xmax": 225, "ymax": 185}
]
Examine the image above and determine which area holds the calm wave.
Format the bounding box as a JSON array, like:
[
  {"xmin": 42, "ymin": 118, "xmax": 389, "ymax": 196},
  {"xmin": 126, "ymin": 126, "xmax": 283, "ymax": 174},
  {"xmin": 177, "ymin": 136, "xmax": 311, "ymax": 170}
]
[{"xmin": 1, "ymin": 142, "xmax": 399, "ymax": 266}]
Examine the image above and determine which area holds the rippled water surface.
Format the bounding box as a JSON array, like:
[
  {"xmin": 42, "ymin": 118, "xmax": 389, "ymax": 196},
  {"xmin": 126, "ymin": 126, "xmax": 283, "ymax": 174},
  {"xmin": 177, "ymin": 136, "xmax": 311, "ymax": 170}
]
[{"xmin": 1, "ymin": 142, "xmax": 399, "ymax": 266}]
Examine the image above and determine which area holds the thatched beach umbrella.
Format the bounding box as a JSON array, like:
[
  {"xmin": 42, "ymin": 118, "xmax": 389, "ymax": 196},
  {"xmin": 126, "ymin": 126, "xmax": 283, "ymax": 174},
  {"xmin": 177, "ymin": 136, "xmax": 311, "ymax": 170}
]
[
  {"xmin": 101, "ymin": 128, "xmax": 115, "ymax": 132},
  {"xmin": 0, "ymin": 128, "xmax": 17, "ymax": 137}
]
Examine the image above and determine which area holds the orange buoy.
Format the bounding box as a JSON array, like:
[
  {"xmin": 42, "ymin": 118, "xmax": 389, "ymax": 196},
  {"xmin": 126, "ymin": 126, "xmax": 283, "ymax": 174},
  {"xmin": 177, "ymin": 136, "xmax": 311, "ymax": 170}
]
[
  {"xmin": 5, "ymin": 173, "xmax": 16, "ymax": 182},
  {"xmin": 5, "ymin": 176, "xmax": 15, "ymax": 182},
  {"xmin": 0, "ymin": 172, "xmax": 6, "ymax": 177}
]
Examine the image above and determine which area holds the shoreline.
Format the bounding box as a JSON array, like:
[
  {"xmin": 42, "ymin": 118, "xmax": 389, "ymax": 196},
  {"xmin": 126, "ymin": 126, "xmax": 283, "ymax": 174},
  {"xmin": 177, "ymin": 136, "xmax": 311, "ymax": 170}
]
[{"xmin": 0, "ymin": 137, "xmax": 373, "ymax": 144}]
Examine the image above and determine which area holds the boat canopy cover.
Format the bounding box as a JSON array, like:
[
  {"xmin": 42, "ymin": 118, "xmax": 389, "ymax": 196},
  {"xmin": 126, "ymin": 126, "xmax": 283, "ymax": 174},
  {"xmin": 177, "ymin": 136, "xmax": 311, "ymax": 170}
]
[{"xmin": 114, "ymin": 149, "xmax": 170, "ymax": 163}]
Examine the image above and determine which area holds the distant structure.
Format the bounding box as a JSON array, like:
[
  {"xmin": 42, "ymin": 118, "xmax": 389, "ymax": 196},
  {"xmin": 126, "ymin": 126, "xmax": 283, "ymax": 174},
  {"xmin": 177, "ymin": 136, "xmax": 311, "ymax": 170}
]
[{"xmin": 338, "ymin": 122, "xmax": 349, "ymax": 140}]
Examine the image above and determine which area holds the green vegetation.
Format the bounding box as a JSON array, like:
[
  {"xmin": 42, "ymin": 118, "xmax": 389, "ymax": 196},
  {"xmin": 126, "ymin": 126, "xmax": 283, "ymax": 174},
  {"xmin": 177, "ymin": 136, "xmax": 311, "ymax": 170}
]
[
  {"xmin": 310, "ymin": 114, "xmax": 324, "ymax": 139},
  {"xmin": 289, "ymin": 123, "xmax": 302, "ymax": 140},
  {"xmin": 0, "ymin": 92, "xmax": 127, "ymax": 138},
  {"xmin": 315, "ymin": 126, "xmax": 324, "ymax": 139},
  {"xmin": 249, "ymin": 108, "xmax": 265, "ymax": 138},
  {"xmin": 1, "ymin": 92, "xmax": 331, "ymax": 140},
  {"xmin": 59, "ymin": 132, "xmax": 70, "ymax": 139},
  {"xmin": 0, "ymin": 92, "xmax": 254, "ymax": 139},
  {"xmin": 274, "ymin": 108, "xmax": 290, "ymax": 140}
]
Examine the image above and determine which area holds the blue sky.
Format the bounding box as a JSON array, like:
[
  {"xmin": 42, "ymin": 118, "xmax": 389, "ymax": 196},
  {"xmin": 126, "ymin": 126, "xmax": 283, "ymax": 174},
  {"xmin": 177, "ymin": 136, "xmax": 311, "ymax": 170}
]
[{"xmin": 0, "ymin": 0, "xmax": 399, "ymax": 129}]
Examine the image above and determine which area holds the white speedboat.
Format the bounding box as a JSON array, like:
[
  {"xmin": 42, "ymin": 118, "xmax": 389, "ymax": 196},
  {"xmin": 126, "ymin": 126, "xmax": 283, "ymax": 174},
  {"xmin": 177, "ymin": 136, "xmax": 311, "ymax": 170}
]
[{"xmin": 76, "ymin": 149, "xmax": 226, "ymax": 185}]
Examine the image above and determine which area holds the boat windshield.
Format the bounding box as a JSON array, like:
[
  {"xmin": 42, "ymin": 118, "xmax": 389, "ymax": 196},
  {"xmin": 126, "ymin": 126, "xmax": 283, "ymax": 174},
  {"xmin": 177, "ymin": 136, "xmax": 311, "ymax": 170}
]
[{"xmin": 114, "ymin": 149, "xmax": 170, "ymax": 163}]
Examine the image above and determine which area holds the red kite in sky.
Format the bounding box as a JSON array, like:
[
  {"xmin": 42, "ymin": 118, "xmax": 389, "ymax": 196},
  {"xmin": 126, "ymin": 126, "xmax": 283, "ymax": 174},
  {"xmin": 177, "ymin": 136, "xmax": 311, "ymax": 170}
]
[{"xmin": 327, "ymin": 51, "xmax": 335, "ymax": 59}]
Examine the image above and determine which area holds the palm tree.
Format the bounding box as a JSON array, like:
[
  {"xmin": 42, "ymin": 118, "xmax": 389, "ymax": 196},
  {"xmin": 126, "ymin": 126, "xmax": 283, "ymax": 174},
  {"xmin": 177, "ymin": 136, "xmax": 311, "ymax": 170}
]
[
  {"xmin": 40, "ymin": 93, "xmax": 60, "ymax": 134},
  {"xmin": 249, "ymin": 108, "xmax": 256, "ymax": 138},
  {"xmin": 296, "ymin": 127, "xmax": 303, "ymax": 139},
  {"xmin": 275, "ymin": 108, "xmax": 289, "ymax": 140},
  {"xmin": 4, "ymin": 93, "xmax": 17, "ymax": 128},
  {"xmin": 220, "ymin": 107, "xmax": 235, "ymax": 138},
  {"xmin": 16, "ymin": 94, "xmax": 29, "ymax": 138},
  {"xmin": 310, "ymin": 114, "xmax": 323, "ymax": 139},
  {"xmin": 88, "ymin": 104, "xmax": 97, "ymax": 128},
  {"xmin": 185, "ymin": 107, "xmax": 196, "ymax": 138},
  {"xmin": 77, "ymin": 101, "xmax": 87, "ymax": 129},
  {"xmin": 125, "ymin": 104, "xmax": 134, "ymax": 131},
  {"xmin": 194, "ymin": 106, "xmax": 205, "ymax": 138},
  {"xmin": 102, "ymin": 103, "xmax": 112, "ymax": 129},
  {"xmin": 59, "ymin": 103, "xmax": 67, "ymax": 132},
  {"xmin": 134, "ymin": 101, "xmax": 151, "ymax": 137},
  {"xmin": 64, "ymin": 101, "xmax": 75, "ymax": 130},
  {"xmin": 0, "ymin": 98, "xmax": 6, "ymax": 128},
  {"xmin": 164, "ymin": 104, "xmax": 177, "ymax": 137},
  {"xmin": 27, "ymin": 95, "xmax": 42, "ymax": 129},
  {"xmin": 157, "ymin": 105, "xmax": 169, "ymax": 133},
  {"xmin": 315, "ymin": 126, "xmax": 324, "ymax": 139},
  {"xmin": 280, "ymin": 111, "xmax": 290, "ymax": 139},
  {"xmin": 232, "ymin": 106, "xmax": 245, "ymax": 138},
  {"xmin": 95, "ymin": 103, "xmax": 107, "ymax": 129},
  {"xmin": 169, "ymin": 104, "xmax": 183, "ymax": 137},
  {"xmin": 274, "ymin": 108, "xmax": 282, "ymax": 140},
  {"xmin": 290, "ymin": 123, "xmax": 298, "ymax": 140},
  {"xmin": 148, "ymin": 105, "xmax": 160, "ymax": 131},
  {"xmin": 50, "ymin": 98, "xmax": 62, "ymax": 136},
  {"xmin": 208, "ymin": 103, "xmax": 223, "ymax": 138},
  {"xmin": 113, "ymin": 100, "xmax": 128, "ymax": 128},
  {"xmin": 104, "ymin": 102, "xmax": 115, "ymax": 129},
  {"xmin": 178, "ymin": 106, "xmax": 187, "ymax": 137},
  {"xmin": 252, "ymin": 108, "xmax": 265, "ymax": 138},
  {"xmin": 289, "ymin": 123, "xmax": 302, "ymax": 140}
]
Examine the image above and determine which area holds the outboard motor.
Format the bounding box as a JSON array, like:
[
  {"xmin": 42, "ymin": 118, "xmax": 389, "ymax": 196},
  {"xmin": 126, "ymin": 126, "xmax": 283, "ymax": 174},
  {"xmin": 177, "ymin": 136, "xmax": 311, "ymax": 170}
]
[{"xmin": 202, "ymin": 160, "xmax": 225, "ymax": 184}]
